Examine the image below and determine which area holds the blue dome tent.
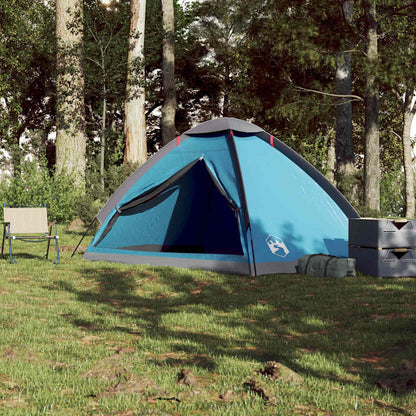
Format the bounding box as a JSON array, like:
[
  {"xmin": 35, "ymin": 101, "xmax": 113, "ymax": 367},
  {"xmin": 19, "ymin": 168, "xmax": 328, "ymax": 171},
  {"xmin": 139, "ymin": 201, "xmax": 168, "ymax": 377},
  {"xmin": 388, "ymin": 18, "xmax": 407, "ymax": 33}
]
[{"xmin": 84, "ymin": 118, "xmax": 359, "ymax": 276}]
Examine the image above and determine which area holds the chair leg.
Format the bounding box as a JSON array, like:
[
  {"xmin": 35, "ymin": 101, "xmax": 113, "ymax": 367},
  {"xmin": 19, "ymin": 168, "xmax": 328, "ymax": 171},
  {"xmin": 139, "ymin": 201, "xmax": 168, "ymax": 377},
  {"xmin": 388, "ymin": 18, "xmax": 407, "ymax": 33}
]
[
  {"xmin": 52, "ymin": 224, "xmax": 60, "ymax": 265},
  {"xmin": 46, "ymin": 224, "xmax": 53, "ymax": 259},
  {"xmin": 2, "ymin": 223, "xmax": 9, "ymax": 260},
  {"xmin": 1, "ymin": 230, "xmax": 5, "ymax": 259},
  {"xmin": 7, "ymin": 229, "xmax": 16, "ymax": 264}
]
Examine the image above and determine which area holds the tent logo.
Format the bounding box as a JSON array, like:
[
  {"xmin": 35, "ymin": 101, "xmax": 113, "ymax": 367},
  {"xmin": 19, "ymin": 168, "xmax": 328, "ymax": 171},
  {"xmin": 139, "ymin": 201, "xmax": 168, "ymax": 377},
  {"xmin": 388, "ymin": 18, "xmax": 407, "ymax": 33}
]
[{"xmin": 265, "ymin": 234, "xmax": 289, "ymax": 257}]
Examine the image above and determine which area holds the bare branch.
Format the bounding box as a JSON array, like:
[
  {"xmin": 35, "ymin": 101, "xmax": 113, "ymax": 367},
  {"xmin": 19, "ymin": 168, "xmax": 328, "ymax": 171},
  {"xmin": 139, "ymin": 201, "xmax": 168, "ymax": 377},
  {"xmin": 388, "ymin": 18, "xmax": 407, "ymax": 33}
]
[
  {"xmin": 85, "ymin": 56, "xmax": 103, "ymax": 69},
  {"xmin": 294, "ymin": 85, "xmax": 363, "ymax": 101},
  {"xmin": 87, "ymin": 25, "xmax": 101, "ymax": 47},
  {"xmin": 386, "ymin": 129, "xmax": 402, "ymax": 140}
]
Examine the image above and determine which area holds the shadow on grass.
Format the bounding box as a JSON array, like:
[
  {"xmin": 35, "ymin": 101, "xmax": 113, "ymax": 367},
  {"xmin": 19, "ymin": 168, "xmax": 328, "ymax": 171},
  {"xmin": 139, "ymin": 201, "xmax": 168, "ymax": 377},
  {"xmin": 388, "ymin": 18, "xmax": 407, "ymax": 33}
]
[
  {"xmin": 54, "ymin": 265, "xmax": 416, "ymax": 392},
  {"xmin": 1, "ymin": 251, "xmax": 52, "ymax": 262}
]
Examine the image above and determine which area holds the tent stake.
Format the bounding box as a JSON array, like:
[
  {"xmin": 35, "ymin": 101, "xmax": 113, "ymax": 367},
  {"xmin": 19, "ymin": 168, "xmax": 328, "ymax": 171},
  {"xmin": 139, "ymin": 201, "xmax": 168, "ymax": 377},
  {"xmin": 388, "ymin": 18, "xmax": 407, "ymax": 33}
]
[{"xmin": 71, "ymin": 217, "xmax": 97, "ymax": 258}]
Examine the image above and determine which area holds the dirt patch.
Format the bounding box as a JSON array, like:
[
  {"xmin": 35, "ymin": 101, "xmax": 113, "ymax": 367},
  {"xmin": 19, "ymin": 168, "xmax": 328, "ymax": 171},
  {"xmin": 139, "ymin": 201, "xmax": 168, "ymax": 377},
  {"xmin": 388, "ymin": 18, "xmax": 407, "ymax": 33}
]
[
  {"xmin": 178, "ymin": 369, "xmax": 199, "ymax": 387},
  {"xmin": 106, "ymin": 407, "xmax": 173, "ymax": 416},
  {"xmin": 219, "ymin": 390, "xmax": 237, "ymax": 401},
  {"xmin": 2, "ymin": 345, "xmax": 70, "ymax": 371},
  {"xmin": 243, "ymin": 376, "xmax": 277, "ymax": 405},
  {"xmin": 81, "ymin": 354, "xmax": 132, "ymax": 381},
  {"xmin": 89, "ymin": 350, "xmax": 171, "ymax": 401},
  {"xmin": 10, "ymin": 274, "xmax": 28, "ymax": 282},
  {"xmin": 0, "ymin": 396, "xmax": 27, "ymax": 409},
  {"xmin": 0, "ymin": 374, "xmax": 27, "ymax": 410},
  {"xmin": 358, "ymin": 356, "xmax": 387, "ymax": 370},
  {"xmin": 99, "ymin": 374, "xmax": 162, "ymax": 398},
  {"xmin": 376, "ymin": 360, "xmax": 416, "ymax": 393},
  {"xmin": 59, "ymin": 245, "xmax": 88, "ymax": 254},
  {"xmin": 78, "ymin": 335, "xmax": 102, "ymax": 345},
  {"xmin": 65, "ymin": 218, "xmax": 86, "ymax": 232},
  {"xmin": 259, "ymin": 361, "xmax": 303, "ymax": 385},
  {"xmin": 2, "ymin": 345, "xmax": 46, "ymax": 365},
  {"xmin": 146, "ymin": 352, "xmax": 213, "ymax": 369}
]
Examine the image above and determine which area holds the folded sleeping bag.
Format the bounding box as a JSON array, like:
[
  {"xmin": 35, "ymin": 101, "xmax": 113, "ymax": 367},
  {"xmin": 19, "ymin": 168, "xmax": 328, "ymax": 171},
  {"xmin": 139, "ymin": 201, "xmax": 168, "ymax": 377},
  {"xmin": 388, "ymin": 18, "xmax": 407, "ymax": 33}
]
[{"xmin": 297, "ymin": 254, "xmax": 356, "ymax": 277}]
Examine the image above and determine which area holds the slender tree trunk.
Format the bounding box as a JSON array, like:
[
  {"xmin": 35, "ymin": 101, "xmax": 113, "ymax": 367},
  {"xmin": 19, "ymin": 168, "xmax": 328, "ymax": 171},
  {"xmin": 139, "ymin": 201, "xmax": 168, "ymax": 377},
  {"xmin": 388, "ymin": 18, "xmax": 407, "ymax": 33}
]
[
  {"xmin": 364, "ymin": 1, "xmax": 380, "ymax": 212},
  {"xmin": 56, "ymin": 0, "xmax": 86, "ymax": 186},
  {"xmin": 403, "ymin": 89, "xmax": 416, "ymax": 218},
  {"xmin": 336, "ymin": 1, "xmax": 356, "ymax": 201},
  {"xmin": 124, "ymin": 0, "xmax": 147, "ymax": 165},
  {"xmin": 326, "ymin": 129, "xmax": 336, "ymax": 185},
  {"xmin": 223, "ymin": 64, "xmax": 231, "ymax": 117},
  {"xmin": 161, "ymin": 0, "xmax": 176, "ymax": 145},
  {"xmin": 101, "ymin": 85, "xmax": 107, "ymax": 190}
]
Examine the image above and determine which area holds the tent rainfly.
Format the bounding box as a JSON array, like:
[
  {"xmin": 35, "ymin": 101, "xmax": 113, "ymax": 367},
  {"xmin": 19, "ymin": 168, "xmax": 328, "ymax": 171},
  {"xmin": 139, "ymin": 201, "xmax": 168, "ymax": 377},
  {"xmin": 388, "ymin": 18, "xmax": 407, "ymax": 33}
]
[{"xmin": 84, "ymin": 118, "xmax": 359, "ymax": 276}]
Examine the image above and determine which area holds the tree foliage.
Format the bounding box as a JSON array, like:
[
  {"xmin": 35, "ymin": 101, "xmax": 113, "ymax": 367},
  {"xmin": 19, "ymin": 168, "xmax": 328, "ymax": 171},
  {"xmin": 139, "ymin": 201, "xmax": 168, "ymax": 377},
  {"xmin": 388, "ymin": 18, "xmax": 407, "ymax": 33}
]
[
  {"xmin": 1, "ymin": 0, "xmax": 416, "ymax": 219},
  {"xmin": 84, "ymin": 0, "xmax": 130, "ymax": 184},
  {"xmin": 0, "ymin": 0, "xmax": 55, "ymax": 170}
]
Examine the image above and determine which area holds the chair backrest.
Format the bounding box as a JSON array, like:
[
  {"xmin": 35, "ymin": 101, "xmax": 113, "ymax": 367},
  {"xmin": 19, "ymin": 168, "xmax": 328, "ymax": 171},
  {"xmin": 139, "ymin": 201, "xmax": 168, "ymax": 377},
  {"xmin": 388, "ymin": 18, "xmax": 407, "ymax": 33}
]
[{"xmin": 3, "ymin": 207, "xmax": 49, "ymax": 234}]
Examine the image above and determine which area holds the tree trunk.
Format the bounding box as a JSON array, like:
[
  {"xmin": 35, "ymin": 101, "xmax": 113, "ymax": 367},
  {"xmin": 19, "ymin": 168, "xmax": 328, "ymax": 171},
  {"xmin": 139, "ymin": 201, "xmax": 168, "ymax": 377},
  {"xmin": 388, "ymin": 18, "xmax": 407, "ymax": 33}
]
[
  {"xmin": 222, "ymin": 63, "xmax": 231, "ymax": 118},
  {"xmin": 124, "ymin": 0, "xmax": 147, "ymax": 166},
  {"xmin": 161, "ymin": 0, "xmax": 176, "ymax": 145},
  {"xmin": 56, "ymin": 0, "xmax": 86, "ymax": 186},
  {"xmin": 326, "ymin": 129, "xmax": 336, "ymax": 185},
  {"xmin": 335, "ymin": 1, "xmax": 356, "ymax": 201},
  {"xmin": 100, "ymin": 43, "xmax": 107, "ymax": 190},
  {"xmin": 364, "ymin": 1, "xmax": 380, "ymax": 212},
  {"xmin": 101, "ymin": 85, "xmax": 107, "ymax": 190},
  {"xmin": 403, "ymin": 89, "xmax": 416, "ymax": 218}
]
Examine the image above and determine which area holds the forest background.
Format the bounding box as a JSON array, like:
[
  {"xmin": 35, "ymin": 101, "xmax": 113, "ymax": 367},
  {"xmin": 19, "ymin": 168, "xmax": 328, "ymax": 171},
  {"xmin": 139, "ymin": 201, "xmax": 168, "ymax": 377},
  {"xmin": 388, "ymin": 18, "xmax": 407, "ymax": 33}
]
[{"xmin": 1, "ymin": 0, "xmax": 416, "ymax": 225}]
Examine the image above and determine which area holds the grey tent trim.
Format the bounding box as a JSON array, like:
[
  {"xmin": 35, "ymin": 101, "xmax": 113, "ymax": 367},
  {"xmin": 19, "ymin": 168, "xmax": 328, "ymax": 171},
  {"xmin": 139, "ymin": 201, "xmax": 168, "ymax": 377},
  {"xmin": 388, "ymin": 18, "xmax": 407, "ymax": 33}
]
[
  {"xmin": 183, "ymin": 117, "xmax": 263, "ymax": 135},
  {"xmin": 256, "ymin": 260, "xmax": 298, "ymax": 275},
  {"xmin": 83, "ymin": 251, "xmax": 251, "ymax": 275}
]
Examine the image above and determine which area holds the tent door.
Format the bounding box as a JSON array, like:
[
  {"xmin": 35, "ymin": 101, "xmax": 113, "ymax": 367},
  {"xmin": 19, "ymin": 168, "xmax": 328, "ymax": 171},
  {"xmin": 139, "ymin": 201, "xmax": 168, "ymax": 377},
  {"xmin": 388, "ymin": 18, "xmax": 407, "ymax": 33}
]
[{"xmin": 95, "ymin": 159, "xmax": 244, "ymax": 256}]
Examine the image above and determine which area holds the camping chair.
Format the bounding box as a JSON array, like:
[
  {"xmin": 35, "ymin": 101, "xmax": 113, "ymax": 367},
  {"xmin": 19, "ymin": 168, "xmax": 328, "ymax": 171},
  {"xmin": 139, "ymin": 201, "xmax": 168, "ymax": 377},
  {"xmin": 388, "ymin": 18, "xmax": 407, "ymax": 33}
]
[{"xmin": 2, "ymin": 203, "xmax": 60, "ymax": 265}]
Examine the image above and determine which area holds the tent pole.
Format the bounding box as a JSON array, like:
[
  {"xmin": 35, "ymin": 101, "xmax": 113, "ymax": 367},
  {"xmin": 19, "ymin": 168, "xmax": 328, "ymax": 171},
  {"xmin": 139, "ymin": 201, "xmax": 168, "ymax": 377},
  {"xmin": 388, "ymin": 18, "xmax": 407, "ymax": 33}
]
[
  {"xmin": 71, "ymin": 217, "xmax": 98, "ymax": 258},
  {"xmin": 229, "ymin": 130, "xmax": 258, "ymax": 278}
]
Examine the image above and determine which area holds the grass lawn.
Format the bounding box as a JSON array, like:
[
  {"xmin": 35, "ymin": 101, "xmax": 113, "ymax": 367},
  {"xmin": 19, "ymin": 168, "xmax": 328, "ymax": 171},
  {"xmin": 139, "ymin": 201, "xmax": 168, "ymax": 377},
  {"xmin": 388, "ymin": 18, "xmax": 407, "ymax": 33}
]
[{"xmin": 0, "ymin": 226, "xmax": 415, "ymax": 415}]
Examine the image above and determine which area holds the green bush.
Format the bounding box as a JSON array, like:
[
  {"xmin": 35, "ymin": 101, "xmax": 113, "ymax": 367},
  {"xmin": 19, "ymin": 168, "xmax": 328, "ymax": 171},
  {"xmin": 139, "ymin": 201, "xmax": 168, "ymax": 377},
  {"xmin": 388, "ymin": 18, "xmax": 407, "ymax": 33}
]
[
  {"xmin": 0, "ymin": 154, "xmax": 138, "ymax": 227},
  {"xmin": 74, "ymin": 192, "xmax": 102, "ymax": 226},
  {"xmin": 74, "ymin": 162, "xmax": 136, "ymax": 225},
  {"xmin": 380, "ymin": 160, "xmax": 406, "ymax": 218},
  {"xmin": 0, "ymin": 159, "xmax": 79, "ymax": 223}
]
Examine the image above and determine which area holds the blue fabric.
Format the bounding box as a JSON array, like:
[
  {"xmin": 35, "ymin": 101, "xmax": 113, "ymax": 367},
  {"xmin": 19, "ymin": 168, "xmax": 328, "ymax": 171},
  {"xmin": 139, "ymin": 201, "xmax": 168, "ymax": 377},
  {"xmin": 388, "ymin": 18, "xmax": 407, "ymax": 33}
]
[
  {"xmin": 234, "ymin": 134, "xmax": 349, "ymax": 264},
  {"xmin": 118, "ymin": 134, "xmax": 242, "ymax": 209},
  {"xmin": 96, "ymin": 159, "xmax": 245, "ymax": 257},
  {"xmin": 91, "ymin": 133, "xmax": 249, "ymax": 252}
]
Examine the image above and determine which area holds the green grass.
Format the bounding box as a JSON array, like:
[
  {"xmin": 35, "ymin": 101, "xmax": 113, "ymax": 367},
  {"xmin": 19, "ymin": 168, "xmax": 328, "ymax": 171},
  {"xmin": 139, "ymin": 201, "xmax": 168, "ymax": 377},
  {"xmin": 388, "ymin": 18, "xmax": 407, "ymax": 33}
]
[{"xmin": 0, "ymin": 227, "xmax": 416, "ymax": 415}]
